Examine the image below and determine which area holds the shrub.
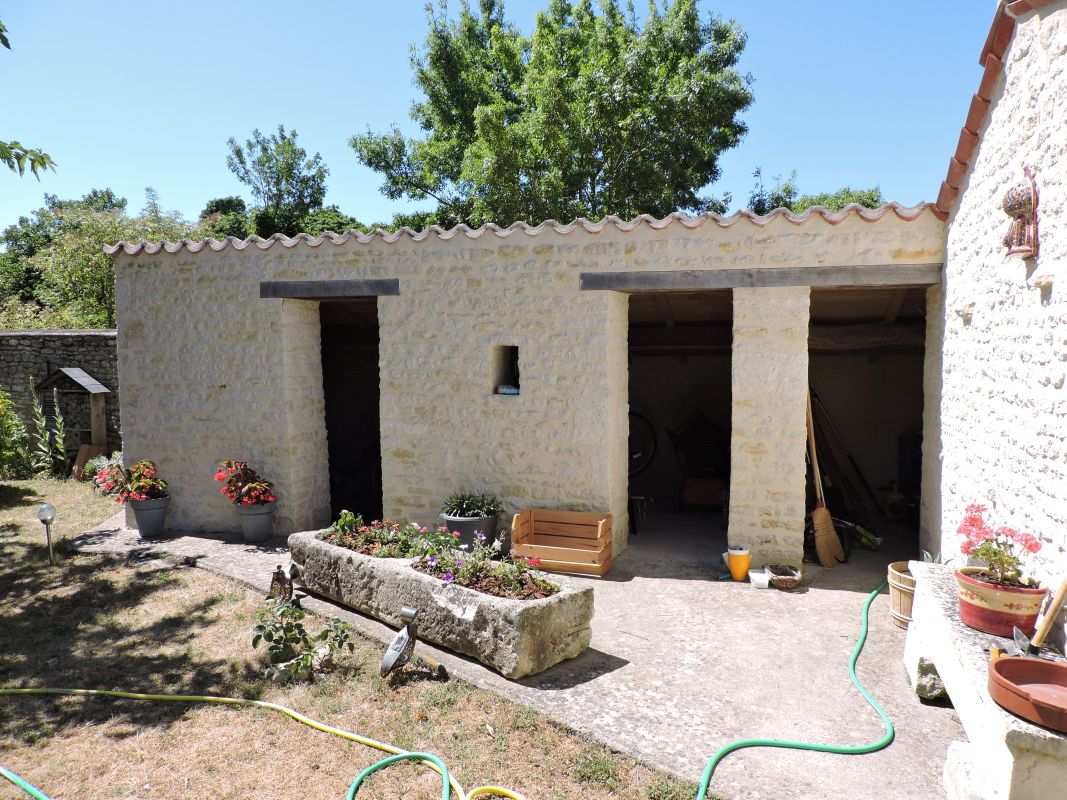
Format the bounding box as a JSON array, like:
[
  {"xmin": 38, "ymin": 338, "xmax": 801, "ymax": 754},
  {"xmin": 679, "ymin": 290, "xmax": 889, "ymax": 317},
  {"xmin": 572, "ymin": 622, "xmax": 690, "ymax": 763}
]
[
  {"xmin": 252, "ymin": 599, "xmax": 354, "ymax": 677},
  {"xmin": 0, "ymin": 388, "xmax": 31, "ymax": 479}
]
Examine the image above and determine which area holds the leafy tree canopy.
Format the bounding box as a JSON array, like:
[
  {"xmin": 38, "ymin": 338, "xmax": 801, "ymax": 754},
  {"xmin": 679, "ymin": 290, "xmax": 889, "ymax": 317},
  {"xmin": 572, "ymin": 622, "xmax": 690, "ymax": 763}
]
[
  {"xmin": 0, "ymin": 189, "xmax": 198, "ymax": 329},
  {"xmin": 351, "ymin": 0, "xmax": 753, "ymax": 228},
  {"xmin": 198, "ymin": 196, "xmax": 250, "ymax": 240},
  {"xmin": 1, "ymin": 17, "xmax": 55, "ymax": 178},
  {"xmin": 300, "ymin": 206, "xmax": 364, "ymax": 237},
  {"xmin": 746, "ymin": 168, "xmax": 883, "ymax": 216},
  {"xmin": 226, "ymin": 125, "xmax": 328, "ymax": 237}
]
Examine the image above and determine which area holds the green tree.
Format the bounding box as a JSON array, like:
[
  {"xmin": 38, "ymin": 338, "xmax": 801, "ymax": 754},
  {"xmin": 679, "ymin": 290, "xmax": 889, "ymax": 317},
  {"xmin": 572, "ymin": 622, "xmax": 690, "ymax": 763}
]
[
  {"xmin": 1, "ymin": 17, "xmax": 55, "ymax": 178},
  {"xmin": 0, "ymin": 189, "xmax": 128, "ymax": 304},
  {"xmin": 226, "ymin": 125, "xmax": 328, "ymax": 237},
  {"xmin": 300, "ymin": 206, "xmax": 363, "ymax": 236},
  {"xmin": 0, "ymin": 189, "xmax": 199, "ymax": 329},
  {"xmin": 351, "ymin": 0, "xmax": 752, "ymax": 228},
  {"xmin": 746, "ymin": 168, "xmax": 883, "ymax": 215},
  {"xmin": 198, "ymin": 196, "xmax": 250, "ymax": 239}
]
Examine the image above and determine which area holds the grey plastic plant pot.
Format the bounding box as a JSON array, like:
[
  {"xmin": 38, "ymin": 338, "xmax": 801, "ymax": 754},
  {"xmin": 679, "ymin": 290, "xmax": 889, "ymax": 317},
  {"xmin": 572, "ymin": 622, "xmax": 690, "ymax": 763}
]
[
  {"xmin": 236, "ymin": 502, "xmax": 276, "ymax": 543},
  {"xmin": 129, "ymin": 496, "xmax": 170, "ymax": 539},
  {"xmin": 440, "ymin": 514, "xmax": 503, "ymax": 551}
]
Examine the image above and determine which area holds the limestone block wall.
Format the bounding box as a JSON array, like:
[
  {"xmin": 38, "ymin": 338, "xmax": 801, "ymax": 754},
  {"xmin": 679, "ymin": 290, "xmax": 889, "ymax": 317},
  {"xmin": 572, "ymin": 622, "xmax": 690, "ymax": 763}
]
[
  {"xmin": 112, "ymin": 206, "xmax": 942, "ymax": 554},
  {"xmin": 728, "ymin": 287, "xmax": 810, "ymax": 565},
  {"xmin": 940, "ymin": 1, "xmax": 1067, "ymax": 587},
  {"xmin": 0, "ymin": 330, "xmax": 121, "ymax": 454}
]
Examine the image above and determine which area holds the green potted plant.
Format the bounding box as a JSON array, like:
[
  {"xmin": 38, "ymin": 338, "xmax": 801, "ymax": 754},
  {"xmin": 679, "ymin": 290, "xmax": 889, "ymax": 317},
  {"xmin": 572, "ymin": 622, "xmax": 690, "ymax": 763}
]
[
  {"xmin": 101, "ymin": 459, "xmax": 170, "ymax": 539},
  {"xmin": 215, "ymin": 460, "xmax": 277, "ymax": 543},
  {"xmin": 441, "ymin": 492, "xmax": 504, "ymax": 550},
  {"xmin": 954, "ymin": 503, "xmax": 1046, "ymax": 637}
]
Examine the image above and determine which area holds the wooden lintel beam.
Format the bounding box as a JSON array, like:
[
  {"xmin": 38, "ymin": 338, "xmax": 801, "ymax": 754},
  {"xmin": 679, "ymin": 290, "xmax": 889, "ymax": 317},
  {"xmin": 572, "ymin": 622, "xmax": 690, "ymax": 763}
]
[
  {"xmin": 582, "ymin": 263, "xmax": 943, "ymax": 292},
  {"xmin": 260, "ymin": 279, "xmax": 400, "ymax": 299}
]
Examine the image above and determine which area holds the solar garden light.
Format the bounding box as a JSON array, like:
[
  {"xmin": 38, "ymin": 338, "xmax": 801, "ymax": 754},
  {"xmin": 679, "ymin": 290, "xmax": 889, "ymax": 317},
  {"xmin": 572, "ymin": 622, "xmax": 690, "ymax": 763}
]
[{"xmin": 36, "ymin": 503, "xmax": 56, "ymax": 566}]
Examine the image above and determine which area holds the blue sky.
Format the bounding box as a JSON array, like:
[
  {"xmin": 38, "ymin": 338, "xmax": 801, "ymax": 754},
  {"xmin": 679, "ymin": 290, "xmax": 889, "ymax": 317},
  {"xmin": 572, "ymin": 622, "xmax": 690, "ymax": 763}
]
[{"xmin": 2, "ymin": 1, "xmax": 990, "ymax": 228}]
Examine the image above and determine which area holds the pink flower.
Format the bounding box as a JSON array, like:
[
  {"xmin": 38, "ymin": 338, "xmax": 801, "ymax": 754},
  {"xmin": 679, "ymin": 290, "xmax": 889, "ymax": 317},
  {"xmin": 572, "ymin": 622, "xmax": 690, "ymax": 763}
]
[
  {"xmin": 452, "ymin": 531, "xmax": 461, "ymax": 538},
  {"xmin": 528, "ymin": 557, "xmax": 542, "ymax": 567}
]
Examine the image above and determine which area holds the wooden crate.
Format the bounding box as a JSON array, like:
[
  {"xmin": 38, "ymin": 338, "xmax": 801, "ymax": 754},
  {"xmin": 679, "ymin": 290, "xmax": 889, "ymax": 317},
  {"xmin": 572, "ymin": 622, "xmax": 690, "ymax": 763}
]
[{"xmin": 511, "ymin": 508, "xmax": 612, "ymax": 577}]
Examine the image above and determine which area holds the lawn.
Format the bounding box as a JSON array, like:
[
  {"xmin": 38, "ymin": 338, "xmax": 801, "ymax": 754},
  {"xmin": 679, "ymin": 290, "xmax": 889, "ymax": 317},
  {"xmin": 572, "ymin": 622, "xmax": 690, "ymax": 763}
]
[{"xmin": 0, "ymin": 479, "xmax": 700, "ymax": 800}]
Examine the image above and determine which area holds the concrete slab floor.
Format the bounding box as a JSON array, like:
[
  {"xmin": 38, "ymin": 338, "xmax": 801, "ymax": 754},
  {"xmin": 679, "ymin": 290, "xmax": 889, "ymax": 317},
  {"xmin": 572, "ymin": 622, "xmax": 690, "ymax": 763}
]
[{"xmin": 72, "ymin": 510, "xmax": 962, "ymax": 800}]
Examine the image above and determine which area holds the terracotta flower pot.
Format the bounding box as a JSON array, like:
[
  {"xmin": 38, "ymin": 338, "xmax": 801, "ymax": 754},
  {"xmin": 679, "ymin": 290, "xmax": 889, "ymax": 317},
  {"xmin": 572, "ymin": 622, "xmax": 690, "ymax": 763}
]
[{"xmin": 955, "ymin": 567, "xmax": 1046, "ymax": 637}]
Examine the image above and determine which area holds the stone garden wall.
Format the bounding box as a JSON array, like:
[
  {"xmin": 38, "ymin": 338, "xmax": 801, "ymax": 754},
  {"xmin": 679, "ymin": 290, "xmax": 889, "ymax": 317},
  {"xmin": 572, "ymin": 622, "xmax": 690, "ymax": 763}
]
[
  {"xmin": 938, "ymin": 0, "xmax": 1067, "ymax": 588},
  {"xmin": 111, "ymin": 208, "xmax": 944, "ymax": 557},
  {"xmin": 0, "ymin": 329, "xmax": 121, "ymax": 455}
]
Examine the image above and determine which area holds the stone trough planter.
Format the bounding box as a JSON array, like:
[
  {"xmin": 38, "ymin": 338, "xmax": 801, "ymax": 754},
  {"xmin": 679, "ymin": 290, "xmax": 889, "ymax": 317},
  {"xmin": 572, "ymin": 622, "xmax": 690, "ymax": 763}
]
[{"xmin": 288, "ymin": 531, "xmax": 594, "ymax": 679}]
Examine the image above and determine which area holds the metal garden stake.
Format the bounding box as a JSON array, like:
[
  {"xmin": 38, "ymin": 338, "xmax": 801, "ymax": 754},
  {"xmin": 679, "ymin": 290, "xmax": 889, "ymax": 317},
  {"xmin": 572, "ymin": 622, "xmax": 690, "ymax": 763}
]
[{"xmin": 36, "ymin": 503, "xmax": 56, "ymax": 565}]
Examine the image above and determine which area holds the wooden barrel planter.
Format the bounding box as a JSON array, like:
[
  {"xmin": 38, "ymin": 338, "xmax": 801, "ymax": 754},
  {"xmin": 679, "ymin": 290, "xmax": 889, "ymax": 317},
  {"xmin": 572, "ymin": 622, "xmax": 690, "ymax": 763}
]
[{"xmin": 888, "ymin": 560, "xmax": 915, "ymax": 629}]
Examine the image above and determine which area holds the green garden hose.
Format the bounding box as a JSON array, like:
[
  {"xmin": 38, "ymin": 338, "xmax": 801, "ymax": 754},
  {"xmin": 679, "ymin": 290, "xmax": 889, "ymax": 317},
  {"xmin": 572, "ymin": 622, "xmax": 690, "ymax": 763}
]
[
  {"xmin": 2, "ymin": 581, "xmax": 892, "ymax": 800},
  {"xmin": 695, "ymin": 580, "xmax": 894, "ymax": 799},
  {"xmin": 0, "ymin": 766, "xmax": 53, "ymax": 800}
]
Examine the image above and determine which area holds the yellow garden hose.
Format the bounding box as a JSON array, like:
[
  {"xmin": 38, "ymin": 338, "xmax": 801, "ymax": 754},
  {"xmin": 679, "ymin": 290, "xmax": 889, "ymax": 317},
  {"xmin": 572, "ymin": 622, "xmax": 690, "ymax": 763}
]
[
  {"xmin": 0, "ymin": 686, "xmax": 524, "ymax": 800},
  {"xmin": 3, "ymin": 581, "xmax": 892, "ymax": 800}
]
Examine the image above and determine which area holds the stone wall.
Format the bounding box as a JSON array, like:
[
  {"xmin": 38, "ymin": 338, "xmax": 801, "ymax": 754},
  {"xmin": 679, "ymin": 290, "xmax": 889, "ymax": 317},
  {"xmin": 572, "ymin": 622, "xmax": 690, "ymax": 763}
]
[
  {"xmin": 112, "ymin": 208, "xmax": 943, "ymax": 555},
  {"xmin": 939, "ymin": 1, "xmax": 1067, "ymax": 586},
  {"xmin": 0, "ymin": 330, "xmax": 121, "ymax": 454},
  {"xmin": 728, "ymin": 287, "xmax": 810, "ymax": 565}
]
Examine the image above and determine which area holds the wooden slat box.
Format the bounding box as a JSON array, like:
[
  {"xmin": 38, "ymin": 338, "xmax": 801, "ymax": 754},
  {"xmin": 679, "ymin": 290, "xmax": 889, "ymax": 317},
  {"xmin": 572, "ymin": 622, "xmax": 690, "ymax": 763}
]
[{"xmin": 511, "ymin": 508, "xmax": 612, "ymax": 577}]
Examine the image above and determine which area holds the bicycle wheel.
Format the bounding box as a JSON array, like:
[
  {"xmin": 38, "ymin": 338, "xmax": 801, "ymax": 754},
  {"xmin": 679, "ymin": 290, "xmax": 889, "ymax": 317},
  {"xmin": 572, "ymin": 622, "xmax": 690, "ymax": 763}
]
[{"xmin": 628, "ymin": 411, "xmax": 657, "ymax": 476}]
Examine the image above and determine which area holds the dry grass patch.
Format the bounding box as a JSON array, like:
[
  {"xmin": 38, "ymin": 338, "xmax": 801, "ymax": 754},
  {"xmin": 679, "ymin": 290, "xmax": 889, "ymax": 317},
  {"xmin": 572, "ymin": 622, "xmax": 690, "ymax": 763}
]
[{"xmin": 0, "ymin": 479, "xmax": 705, "ymax": 800}]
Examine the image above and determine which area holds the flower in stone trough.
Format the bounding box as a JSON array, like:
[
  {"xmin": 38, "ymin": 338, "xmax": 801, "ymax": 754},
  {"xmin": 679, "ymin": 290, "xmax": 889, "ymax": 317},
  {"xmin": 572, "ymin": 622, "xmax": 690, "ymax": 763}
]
[
  {"xmin": 475, "ymin": 531, "xmax": 486, "ymax": 542},
  {"xmin": 452, "ymin": 531, "xmax": 461, "ymax": 538},
  {"xmin": 456, "ymin": 559, "xmax": 464, "ymax": 568},
  {"xmin": 528, "ymin": 557, "xmax": 542, "ymax": 568},
  {"xmin": 443, "ymin": 572, "xmax": 455, "ymax": 584},
  {"xmin": 427, "ymin": 555, "xmax": 437, "ymax": 566}
]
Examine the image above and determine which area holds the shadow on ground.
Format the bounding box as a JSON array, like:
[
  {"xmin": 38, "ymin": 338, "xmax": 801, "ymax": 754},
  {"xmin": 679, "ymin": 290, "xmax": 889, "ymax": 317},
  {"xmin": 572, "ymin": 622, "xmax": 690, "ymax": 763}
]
[{"xmin": 0, "ymin": 534, "xmax": 263, "ymax": 746}]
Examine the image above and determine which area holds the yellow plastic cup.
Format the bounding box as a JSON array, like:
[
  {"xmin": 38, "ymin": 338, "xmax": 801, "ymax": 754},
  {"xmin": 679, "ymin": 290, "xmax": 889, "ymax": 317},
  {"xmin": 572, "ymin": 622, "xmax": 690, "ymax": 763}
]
[{"xmin": 727, "ymin": 548, "xmax": 751, "ymax": 581}]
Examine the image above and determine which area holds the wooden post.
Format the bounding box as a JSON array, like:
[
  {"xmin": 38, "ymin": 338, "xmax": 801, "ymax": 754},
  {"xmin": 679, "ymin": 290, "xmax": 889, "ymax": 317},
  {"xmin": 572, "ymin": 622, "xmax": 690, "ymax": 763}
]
[{"xmin": 90, "ymin": 394, "xmax": 106, "ymax": 446}]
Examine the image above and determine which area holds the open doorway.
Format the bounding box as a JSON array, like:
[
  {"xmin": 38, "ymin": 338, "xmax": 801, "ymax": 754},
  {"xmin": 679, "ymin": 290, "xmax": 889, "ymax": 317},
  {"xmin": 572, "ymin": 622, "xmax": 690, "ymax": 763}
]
[
  {"xmin": 627, "ymin": 290, "xmax": 732, "ymax": 553},
  {"xmin": 320, "ymin": 299, "xmax": 382, "ymax": 521},
  {"xmin": 807, "ymin": 287, "xmax": 926, "ymax": 560}
]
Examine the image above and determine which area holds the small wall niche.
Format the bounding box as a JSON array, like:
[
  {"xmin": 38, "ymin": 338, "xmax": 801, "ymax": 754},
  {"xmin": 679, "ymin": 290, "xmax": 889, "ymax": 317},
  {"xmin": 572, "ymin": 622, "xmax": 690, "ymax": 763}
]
[{"xmin": 493, "ymin": 345, "xmax": 520, "ymax": 395}]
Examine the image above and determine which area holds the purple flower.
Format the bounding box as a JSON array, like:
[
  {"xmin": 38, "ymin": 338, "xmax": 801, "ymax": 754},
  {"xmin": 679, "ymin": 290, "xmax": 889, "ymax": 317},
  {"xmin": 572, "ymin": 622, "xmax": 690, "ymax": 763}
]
[
  {"xmin": 428, "ymin": 555, "xmax": 437, "ymax": 566},
  {"xmin": 475, "ymin": 531, "xmax": 486, "ymax": 542},
  {"xmin": 456, "ymin": 559, "xmax": 464, "ymax": 568},
  {"xmin": 443, "ymin": 572, "xmax": 455, "ymax": 584}
]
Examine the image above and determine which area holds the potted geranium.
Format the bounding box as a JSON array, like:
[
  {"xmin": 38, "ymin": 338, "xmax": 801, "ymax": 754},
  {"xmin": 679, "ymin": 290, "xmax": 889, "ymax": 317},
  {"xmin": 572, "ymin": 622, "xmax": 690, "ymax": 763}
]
[
  {"xmin": 215, "ymin": 460, "xmax": 277, "ymax": 543},
  {"xmin": 99, "ymin": 459, "xmax": 170, "ymax": 539},
  {"xmin": 955, "ymin": 503, "xmax": 1046, "ymax": 636},
  {"xmin": 441, "ymin": 492, "xmax": 504, "ymax": 550}
]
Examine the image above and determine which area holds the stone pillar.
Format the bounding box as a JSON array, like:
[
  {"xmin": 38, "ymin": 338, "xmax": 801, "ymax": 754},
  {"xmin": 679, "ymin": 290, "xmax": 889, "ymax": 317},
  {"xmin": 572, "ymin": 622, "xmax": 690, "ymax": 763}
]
[{"xmin": 728, "ymin": 286, "xmax": 810, "ymax": 566}]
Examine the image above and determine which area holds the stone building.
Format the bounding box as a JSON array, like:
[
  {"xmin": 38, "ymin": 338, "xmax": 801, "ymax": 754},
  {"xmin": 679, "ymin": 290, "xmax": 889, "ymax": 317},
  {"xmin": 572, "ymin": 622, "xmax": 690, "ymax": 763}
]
[{"xmin": 106, "ymin": 0, "xmax": 1066, "ymax": 587}]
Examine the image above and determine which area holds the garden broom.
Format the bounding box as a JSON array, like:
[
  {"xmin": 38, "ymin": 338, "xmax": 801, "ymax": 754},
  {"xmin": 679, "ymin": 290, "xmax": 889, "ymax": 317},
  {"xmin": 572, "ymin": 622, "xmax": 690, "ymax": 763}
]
[{"xmin": 807, "ymin": 391, "xmax": 845, "ymax": 566}]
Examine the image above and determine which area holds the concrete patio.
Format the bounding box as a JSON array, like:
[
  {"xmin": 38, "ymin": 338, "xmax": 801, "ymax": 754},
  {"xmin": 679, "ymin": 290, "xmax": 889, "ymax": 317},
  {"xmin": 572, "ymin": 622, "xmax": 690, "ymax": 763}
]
[{"xmin": 73, "ymin": 510, "xmax": 962, "ymax": 800}]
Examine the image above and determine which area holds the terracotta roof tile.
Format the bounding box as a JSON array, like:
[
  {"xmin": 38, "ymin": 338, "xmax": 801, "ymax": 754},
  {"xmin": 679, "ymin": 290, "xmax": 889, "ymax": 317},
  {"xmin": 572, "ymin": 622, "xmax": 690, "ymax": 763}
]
[
  {"xmin": 104, "ymin": 203, "xmax": 938, "ymax": 257},
  {"xmin": 933, "ymin": 0, "xmax": 1062, "ymax": 218}
]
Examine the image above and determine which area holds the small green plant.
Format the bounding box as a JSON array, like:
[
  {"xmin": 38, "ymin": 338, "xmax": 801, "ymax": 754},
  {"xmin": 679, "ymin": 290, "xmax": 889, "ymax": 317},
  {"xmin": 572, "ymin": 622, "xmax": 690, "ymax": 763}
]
[
  {"xmin": 646, "ymin": 777, "xmax": 702, "ymax": 800},
  {"xmin": 921, "ymin": 549, "xmax": 951, "ymax": 564},
  {"xmin": 0, "ymin": 388, "xmax": 31, "ymax": 479},
  {"xmin": 252, "ymin": 599, "xmax": 354, "ymax": 677},
  {"xmin": 28, "ymin": 378, "xmax": 51, "ymax": 475},
  {"xmin": 572, "ymin": 747, "xmax": 619, "ymax": 788},
  {"xmin": 442, "ymin": 492, "xmax": 503, "ymax": 519},
  {"xmin": 50, "ymin": 388, "xmax": 67, "ymax": 475}
]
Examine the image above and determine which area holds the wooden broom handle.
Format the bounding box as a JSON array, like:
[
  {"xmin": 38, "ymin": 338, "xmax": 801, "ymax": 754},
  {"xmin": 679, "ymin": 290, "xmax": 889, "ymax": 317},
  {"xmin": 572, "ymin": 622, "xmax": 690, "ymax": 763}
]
[
  {"xmin": 806, "ymin": 391, "xmax": 825, "ymax": 504},
  {"xmin": 1033, "ymin": 577, "xmax": 1067, "ymax": 649}
]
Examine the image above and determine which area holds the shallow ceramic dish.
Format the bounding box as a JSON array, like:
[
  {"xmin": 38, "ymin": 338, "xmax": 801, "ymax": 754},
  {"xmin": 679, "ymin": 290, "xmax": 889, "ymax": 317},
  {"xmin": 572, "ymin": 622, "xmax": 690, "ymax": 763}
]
[{"xmin": 988, "ymin": 656, "xmax": 1067, "ymax": 733}]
